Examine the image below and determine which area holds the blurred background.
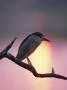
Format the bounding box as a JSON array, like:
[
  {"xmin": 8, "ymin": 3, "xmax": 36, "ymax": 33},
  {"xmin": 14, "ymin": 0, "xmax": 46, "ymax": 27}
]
[{"xmin": 0, "ymin": 0, "xmax": 67, "ymax": 90}]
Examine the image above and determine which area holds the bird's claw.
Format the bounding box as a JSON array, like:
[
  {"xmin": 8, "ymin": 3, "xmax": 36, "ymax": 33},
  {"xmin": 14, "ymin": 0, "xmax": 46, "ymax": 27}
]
[{"xmin": 27, "ymin": 57, "xmax": 32, "ymax": 66}]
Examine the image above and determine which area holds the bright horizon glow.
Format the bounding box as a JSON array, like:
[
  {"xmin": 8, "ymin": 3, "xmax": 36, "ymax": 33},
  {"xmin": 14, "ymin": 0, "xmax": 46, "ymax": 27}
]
[{"xmin": 29, "ymin": 41, "xmax": 52, "ymax": 73}]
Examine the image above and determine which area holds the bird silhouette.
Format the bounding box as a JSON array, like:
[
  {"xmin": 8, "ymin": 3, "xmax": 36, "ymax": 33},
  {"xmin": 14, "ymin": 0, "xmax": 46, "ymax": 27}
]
[{"xmin": 16, "ymin": 32, "xmax": 50, "ymax": 65}]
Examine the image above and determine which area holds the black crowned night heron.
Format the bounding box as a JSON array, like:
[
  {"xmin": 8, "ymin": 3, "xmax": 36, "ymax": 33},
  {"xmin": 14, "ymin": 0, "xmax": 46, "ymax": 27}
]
[{"xmin": 16, "ymin": 32, "xmax": 50, "ymax": 65}]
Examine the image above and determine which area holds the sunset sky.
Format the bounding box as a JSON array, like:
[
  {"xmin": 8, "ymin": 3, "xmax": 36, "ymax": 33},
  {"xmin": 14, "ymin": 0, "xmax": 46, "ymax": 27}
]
[{"xmin": 0, "ymin": 0, "xmax": 67, "ymax": 90}]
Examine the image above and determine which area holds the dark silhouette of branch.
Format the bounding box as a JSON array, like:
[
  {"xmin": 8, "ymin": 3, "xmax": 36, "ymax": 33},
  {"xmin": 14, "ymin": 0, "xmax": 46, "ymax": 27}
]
[{"xmin": 0, "ymin": 38, "xmax": 67, "ymax": 80}]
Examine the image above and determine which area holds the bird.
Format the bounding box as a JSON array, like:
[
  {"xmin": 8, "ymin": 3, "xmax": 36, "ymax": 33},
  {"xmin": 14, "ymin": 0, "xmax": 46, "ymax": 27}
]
[{"xmin": 16, "ymin": 32, "xmax": 50, "ymax": 65}]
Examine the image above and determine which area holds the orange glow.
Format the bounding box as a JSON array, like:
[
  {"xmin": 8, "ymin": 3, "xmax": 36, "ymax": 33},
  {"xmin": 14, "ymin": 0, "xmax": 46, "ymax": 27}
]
[{"xmin": 29, "ymin": 41, "xmax": 52, "ymax": 73}]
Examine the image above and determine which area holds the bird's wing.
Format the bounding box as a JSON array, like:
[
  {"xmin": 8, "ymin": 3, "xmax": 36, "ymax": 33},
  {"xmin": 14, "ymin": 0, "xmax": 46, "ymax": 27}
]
[
  {"xmin": 18, "ymin": 34, "xmax": 32, "ymax": 52},
  {"xmin": 16, "ymin": 34, "xmax": 34, "ymax": 60}
]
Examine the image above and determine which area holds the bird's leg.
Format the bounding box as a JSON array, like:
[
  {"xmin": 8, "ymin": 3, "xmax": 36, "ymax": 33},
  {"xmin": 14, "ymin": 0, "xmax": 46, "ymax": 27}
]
[{"xmin": 26, "ymin": 57, "xmax": 32, "ymax": 66}]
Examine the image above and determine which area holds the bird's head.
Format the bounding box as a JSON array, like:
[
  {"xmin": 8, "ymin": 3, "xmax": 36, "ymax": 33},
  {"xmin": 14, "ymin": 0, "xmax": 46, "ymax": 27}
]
[{"xmin": 32, "ymin": 32, "xmax": 50, "ymax": 43}]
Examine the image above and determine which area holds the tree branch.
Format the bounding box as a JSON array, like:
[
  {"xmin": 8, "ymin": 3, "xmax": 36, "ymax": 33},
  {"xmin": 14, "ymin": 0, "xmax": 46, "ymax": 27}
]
[{"xmin": 0, "ymin": 38, "xmax": 67, "ymax": 80}]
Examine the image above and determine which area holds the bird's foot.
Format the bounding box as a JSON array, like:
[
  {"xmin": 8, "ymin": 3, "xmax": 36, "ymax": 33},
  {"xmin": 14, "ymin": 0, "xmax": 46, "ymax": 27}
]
[{"xmin": 27, "ymin": 57, "xmax": 32, "ymax": 66}]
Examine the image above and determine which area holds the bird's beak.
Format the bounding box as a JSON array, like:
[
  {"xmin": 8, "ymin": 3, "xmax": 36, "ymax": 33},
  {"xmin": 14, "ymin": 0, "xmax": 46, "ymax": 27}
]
[{"xmin": 42, "ymin": 38, "xmax": 50, "ymax": 42}]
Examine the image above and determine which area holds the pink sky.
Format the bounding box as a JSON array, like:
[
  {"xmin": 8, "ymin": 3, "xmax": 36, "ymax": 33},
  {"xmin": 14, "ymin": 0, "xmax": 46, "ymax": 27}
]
[{"xmin": 0, "ymin": 1, "xmax": 66, "ymax": 89}]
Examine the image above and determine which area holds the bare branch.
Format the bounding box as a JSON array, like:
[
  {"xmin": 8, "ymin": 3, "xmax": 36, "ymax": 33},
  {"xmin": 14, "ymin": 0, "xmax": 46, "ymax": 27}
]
[
  {"xmin": 0, "ymin": 38, "xmax": 67, "ymax": 80},
  {"xmin": 0, "ymin": 37, "xmax": 17, "ymax": 59}
]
